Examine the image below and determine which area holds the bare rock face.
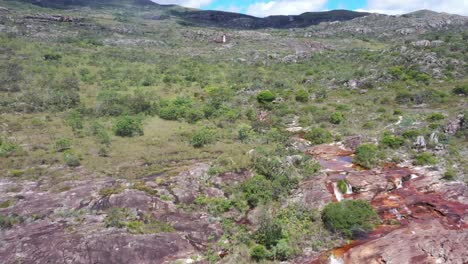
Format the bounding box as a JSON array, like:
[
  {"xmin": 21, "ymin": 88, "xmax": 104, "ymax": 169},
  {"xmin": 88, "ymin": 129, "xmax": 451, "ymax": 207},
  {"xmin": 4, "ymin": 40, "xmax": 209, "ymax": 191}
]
[
  {"xmin": 344, "ymin": 220, "xmax": 468, "ymax": 264},
  {"xmin": 0, "ymin": 220, "xmax": 198, "ymax": 264},
  {"xmin": 0, "ymin": 163, "xmax": 228, "ymax": 264},
  {"xmin": 289, "ymin": 174, "xmax": 334, "ymax": 210}
]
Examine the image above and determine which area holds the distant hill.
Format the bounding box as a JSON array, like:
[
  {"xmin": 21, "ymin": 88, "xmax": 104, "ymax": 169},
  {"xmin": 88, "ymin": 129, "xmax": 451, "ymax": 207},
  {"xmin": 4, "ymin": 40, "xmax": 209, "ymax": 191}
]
[
  {"xmin": 16, "ymin": 0, "xmax": 369, "ymax": 29},
  {"xmin": 173, "ymin": 9, "xmax": 370, "ymax": 29},
  {"xmin": 15, "ymin": 0, "xmax": 158, "ymax": 8}
]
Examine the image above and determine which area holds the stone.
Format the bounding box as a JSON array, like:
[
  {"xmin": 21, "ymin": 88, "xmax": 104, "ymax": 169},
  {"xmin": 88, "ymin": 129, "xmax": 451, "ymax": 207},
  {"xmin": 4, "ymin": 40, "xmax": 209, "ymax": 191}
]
[
  {"xmin": 414, "ymin": 136, "xmax": 426, "ymax": 149},
  {"xmin": 444, "ymin": 114, "xmax": 464, "ymax": 135}
]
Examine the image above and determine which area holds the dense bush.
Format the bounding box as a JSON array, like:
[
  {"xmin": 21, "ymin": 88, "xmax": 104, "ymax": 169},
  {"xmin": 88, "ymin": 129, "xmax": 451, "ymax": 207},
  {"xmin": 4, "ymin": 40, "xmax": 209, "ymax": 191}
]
[
  {"xmin": 452, "ymin": 84, "xmax": 468, "ymax": 95},
  {"xmin": 63, "ymin": 150, "xmax": 81, "ymax": 167},
  {"xmin": 190, "ymin": 128, "xmax": 216, "ymax": 148},
  {"xmin": 413, "ymin": 152, "xmax": 437, "ymax": 166},
  {"xmin": 388, "ymin": 65, "xmax": 431, "ymax": 84},
  {"xmin": 321, "ymin": 200, "xmax": 379, "ymax": 238},
  {"xmin": 257, "ymin": 90, "xmax": 276, "ymax": 104},
  {"xmin": 427, "ymin": 113, "xmax": 445, "ymax": 122},
  {"xmin": 159, "ymin": 96, "xmax": 203, "ymax": 123},
  {"xmin": 353, "ymin": 144, "xmax": 381, "ymax": 168},
  {"xmin": 44, "ymin": 53, "xmax": 62, "ymax": 61},
  {"xmin": 304, "ymin": 128, "xmax": 333, "ymax": 145},
  {"xmin": 396, "ymin": 89, "xmax": 448, "ymax": 105},
  {"xmin": 330, "ymin": 112, "xmax": 345, "ymax": 124},
  {"xmin": 113, "ymin": 116, "xmax": 143, "ymax": 137},
  {"xmin": 402, "ymin": 129, "xmax": 420, "ymax": 139},
  {"xmin": 295, "ymin": 89, "xmax": 309, "ymax": 102},
  {"xmin": 54, "ymin": 138, "xmax": 72, "ymax": 152},
  {"xmin": 380, "ymin": 133, "xmax": 405, "ymax": 149},
  {"xmin": 250, "ymin": 244, "xmax": 268, "ymax": 261},
  {"xmin": 241, "ymin": 175, "xmax": 274, "ymax": 207}
]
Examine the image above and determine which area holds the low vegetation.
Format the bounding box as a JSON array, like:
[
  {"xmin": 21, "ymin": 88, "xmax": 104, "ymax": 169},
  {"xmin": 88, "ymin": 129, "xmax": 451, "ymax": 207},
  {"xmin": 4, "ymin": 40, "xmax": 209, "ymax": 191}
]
[{"xmin": 322, "ymin": 200, "xmax": 380, "ymax": 238}]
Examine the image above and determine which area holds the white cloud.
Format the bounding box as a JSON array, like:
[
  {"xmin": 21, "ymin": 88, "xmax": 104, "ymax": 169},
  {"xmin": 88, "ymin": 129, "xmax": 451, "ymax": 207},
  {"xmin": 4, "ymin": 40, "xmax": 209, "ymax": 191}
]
[
  {"xmin": 362, "ymin": 0, "xmax": 468, "ymax": 15},
  {"xmin": 245, "ymin": 0, "xmax": 328, "ymax": 17},
  {"xmin": 151, "ymin": 0, "xmax": 213, "ymax": 9}
]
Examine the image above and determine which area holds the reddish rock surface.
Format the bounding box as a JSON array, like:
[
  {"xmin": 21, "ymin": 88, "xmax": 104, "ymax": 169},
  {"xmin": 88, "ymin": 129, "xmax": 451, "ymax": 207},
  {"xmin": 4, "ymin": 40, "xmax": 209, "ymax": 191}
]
[
  {"xmin": 306, "ymin": 144, "xmax": 468, "ymax": 264},
  {"xmin": 0, "ymin": 163, "xmax": 235, "ymax": 264}
]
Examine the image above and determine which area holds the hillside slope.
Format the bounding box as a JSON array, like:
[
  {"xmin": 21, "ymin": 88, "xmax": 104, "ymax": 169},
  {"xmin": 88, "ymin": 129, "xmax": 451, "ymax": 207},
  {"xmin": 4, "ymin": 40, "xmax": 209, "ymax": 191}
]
[{"xmin": 0, "ymin": 1, "xmax": 467, "ymax": 264}]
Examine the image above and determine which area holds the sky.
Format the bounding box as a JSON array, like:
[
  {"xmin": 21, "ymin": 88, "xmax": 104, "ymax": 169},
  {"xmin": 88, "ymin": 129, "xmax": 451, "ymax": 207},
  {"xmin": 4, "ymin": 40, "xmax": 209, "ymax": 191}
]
[{"xmin": 151, "ymin": 0, "xmax": 468, "ymax": 17}]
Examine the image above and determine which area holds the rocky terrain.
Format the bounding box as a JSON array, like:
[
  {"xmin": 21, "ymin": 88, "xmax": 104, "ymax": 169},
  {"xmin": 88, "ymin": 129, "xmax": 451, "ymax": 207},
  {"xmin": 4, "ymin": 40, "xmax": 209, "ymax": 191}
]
[{"xmin": 0, "ymin": 0, "xmax": 466, "ymax": 263}]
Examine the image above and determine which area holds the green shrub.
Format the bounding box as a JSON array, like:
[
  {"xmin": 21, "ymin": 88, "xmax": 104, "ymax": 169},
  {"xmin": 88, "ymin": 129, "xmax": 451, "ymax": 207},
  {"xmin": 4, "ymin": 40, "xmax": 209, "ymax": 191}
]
[
  {"xmin": 0, "ymin": 199, "xmax": 16, "ymax": 209},
  {"xmin": 304, "ymin": 128, "xmax": 333, "ymax": 145},
  {"xmin": 442, "ymin": 169, "xmax": 456, "ymax": 181},
  {"xmin": 427, "ymin": 113, "xmax": 445, "ymax": 122},
  {"xmin": 190, "ymin": 128, "xmax": 216, "ymax": 148},
  {"xmin": 90, "ymin": 122, "xmax": 111, "ymax": 146},
  {"xmin": 402, "ymin": 130, "xmax": 420, "ymax": 139},
  {"xmin": 250, "ymin": 245, "xmax": 268, "ymax": 261},
  {"xmin": 44, "ymin": 53, "xmax": 62, "ymax": 61},
  {"xmin": 251, "ymin": 151, "xmax": 283, "ymax": 179},
  {"xmin": 63, "ymin": 151, "xmax": 81, "ymax": 167},
  {"xmin": 321, "ymin": 200, "xmax": 380, "ymax": 238},
  {"xmin": 104, "ymin": 208, "xmax": 132, "ymax": 228},
  {"xmin": 0, "ymin": 138, "xmax": 21, "ymax": 157},
  {"xmin": 0, "ymin": 214, "xmax": 24, "ymax": 229},
  {"xmin": 295, "ymin": 89, "xmax": 309, "ymax": 102},
  {"xmin": 241, "ymin": 175, "xmax": 273, "ymax": 207},
  {"xmin": 54, "ymin": 138, "xmax": 72, "ymax": 152},
  {"xmin": 66, "ymin": 110, "xmax": 83, "ymax": 133},
  {"xmin": 353, "ymin": 144, "xmax": 381, "ymax": 169},
  {"xmin": 362, "ymin": 121, "xmax": 377, "ymax": 129},
  {"xmin": 413, "ymin": 152, "xmax": 437, "ymax": 166},
  {"xmin": 330, "ymin": 112, "xmax": 345, "ymax": 124},
  {"xmin": 274, "ymin": 239, "xmax": 293, "ymax": 260},
  {"xmin": 99, "ymin": 185, "xmax": 125, "ymax": 197},
  {"xmin": 257, "ymin": 90, "xmax": 276, "ymax": 104},
  {"xmin": 237, "ymin": 124, "xmax": 253, "ymax": 142},
  {"xmin": 452, "ymin": 84, "xmax": 468, "ymax": 95},
  {"xmin": 337, "ymin": 180, "xmax": 348, "ymax": 194},
  {"xmin": 158, "ymin": 96, "xmax": 203, "ymax": 122},
  {"xmin": 255, "ymin": 219, "xmax": 284, "ymax": 249},
  {"xmin": 114, "ymin": 116, "xmax": 143, "ymax": 137},
  {"xmin": 380, "ymin": 134, "xmax": 405, "ymax": 149}
]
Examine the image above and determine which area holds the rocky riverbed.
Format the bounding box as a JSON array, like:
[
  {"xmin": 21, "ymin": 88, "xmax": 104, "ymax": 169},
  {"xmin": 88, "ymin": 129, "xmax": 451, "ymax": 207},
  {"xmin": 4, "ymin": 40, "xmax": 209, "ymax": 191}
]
[{"xmin": 306, "ymin": 144, "xmax": 468, "ymax": 264}]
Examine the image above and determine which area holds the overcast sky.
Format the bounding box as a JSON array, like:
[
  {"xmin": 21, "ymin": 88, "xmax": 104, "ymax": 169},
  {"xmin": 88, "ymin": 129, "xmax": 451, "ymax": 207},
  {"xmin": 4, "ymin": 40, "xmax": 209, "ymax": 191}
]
[{"xmin": 151, "ymin": 0, "xmax": 468, "ymax": 17}]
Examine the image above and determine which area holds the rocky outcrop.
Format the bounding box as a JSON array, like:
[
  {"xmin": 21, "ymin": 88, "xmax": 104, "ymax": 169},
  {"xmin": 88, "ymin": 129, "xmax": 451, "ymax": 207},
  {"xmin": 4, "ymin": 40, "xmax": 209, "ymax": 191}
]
[
  {"xmin": 444, "ymin": 114, "xmax": 464, "ymax": 135},
  {"xmin": 307, "ymin": 143, "xmax": 468, "ymax": 264},
  {"xmin": 24, "ymin": 14, "xmax": 83, "ymax": 22},
  {"xmin": 343, "ymin": 220, "xmax": 468, "ymax": 264},
  {"xmin": 0, "ymin": 163, "xmax": 232, "ymax": 264}
]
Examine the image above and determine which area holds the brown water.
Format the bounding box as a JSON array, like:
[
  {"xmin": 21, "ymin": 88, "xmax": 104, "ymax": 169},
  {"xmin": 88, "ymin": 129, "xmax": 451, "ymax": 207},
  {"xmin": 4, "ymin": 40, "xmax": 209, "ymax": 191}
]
[{"xmin": 306, "ymin": 144, "xmax": 468, "ymax": 264}]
